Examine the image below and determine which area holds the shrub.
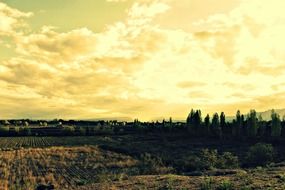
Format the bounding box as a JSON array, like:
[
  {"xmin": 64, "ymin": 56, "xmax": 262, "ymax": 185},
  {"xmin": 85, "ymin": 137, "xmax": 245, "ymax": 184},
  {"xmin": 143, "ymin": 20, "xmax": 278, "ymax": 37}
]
[
  {"xmin": 138, "ymin": 153, "xmax": 173, "ymax": 174},
  {"xmin": 217, "ymin": 180, "xmax": 234, "ymax": 190},
  {"xmin": 158, "ymin": 176, "xmax": 176, "ymax": 190},
  {"xmin": 200, "ymin": 149, "xmax": 219, "ymax": 170},
  {"xmin": 184, "ymin": 149, "xmax": 239, "ymax": 171},
  {"xmin": 182, "ymin": 154, "xmax": 202, "ymax": 171},
  {"xmin": 217, "ymin": 152, "xmax": 239, "ymax": 169},
  {"xmin": 246, "ymin": 143, "xmax": 274, "ymax": 166},
  {"xmin": 200, "ymin": 177, "xmax": 214, "ymax": 190}
]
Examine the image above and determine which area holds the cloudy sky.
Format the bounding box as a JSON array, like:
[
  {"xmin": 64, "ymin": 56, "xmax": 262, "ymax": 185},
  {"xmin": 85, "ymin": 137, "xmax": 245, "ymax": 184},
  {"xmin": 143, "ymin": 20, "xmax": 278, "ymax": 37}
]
[{"xmin": 0, "ymin": 0, "xmax": 285, "ymax": 120}]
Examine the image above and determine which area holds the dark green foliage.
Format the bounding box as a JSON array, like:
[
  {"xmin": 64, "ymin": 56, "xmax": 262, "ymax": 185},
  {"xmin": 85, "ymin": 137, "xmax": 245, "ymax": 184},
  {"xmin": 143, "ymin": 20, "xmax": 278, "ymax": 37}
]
[
  {"xmin": 271, "ymin": 110, "xmax": 281, "ymax": 137},
  {"xmin": 217, "ymin": 152, "xmax": 239, "ymax": 169},
  {"xmin": 232, "ymin": 110, "xmax": 242, "ymax": 138},
  {"xmin": 138, "ymin": 153, "xmax": 172, "ymax": 175},
  {"xmin": 187, "ymin": 109, "xmax": 202, "ymax": 135},
  {"xmin": 246, "ymin": 143, "xmax": 274, "ymax": 166},
  {"xmin": 246, "ymin": 110, "xmax": 258, "ymax": 137},
  {"xmin": 257, "ymin": 115, "xmax": 267, "ymax": 137},
  {"xmin": 211, "ymin": 113, "xmax": 221, "ymax": 138},
  {"xmin": 217, "ymin": 180, "xmax": 234, "ymax": 190},
  {"xmin": 184, "ymin": 149, "xmax": 239, "ymax": 171},
  {"xmin": 204, "ymin": 114, "xmax": 210, "ymax": 136},
  {"xmin": 220, "ymin": 112, "xmax": 226, "ymax": 134}
]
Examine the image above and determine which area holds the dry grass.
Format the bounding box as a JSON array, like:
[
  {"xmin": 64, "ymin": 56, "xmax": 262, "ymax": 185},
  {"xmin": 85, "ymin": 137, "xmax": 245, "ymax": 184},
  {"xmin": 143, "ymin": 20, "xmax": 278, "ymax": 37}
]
[{"xmin": 0, "ymin": 146, "xmax": 137, "ymax": 190}]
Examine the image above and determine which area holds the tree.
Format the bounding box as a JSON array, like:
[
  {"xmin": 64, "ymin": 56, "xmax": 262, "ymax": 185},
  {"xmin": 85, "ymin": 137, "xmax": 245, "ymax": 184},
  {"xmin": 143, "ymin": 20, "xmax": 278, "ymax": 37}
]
[
  {"xmin": 211, "ymin": 113, "xmax": 221, "ymax": 138},
  {"xmin": 271, "ymin": 110, "xmax": 281, "ymax": 137},
  {"xmin": 169, "ymin": 117, "xmax": 173, "ymax": 129},
  {"xmin": 186, "ymin": 109, "xmax": 202, "ymax": 135},
  {"xmin": 186, "ymin": 109, "xmax": 195, "ymax": 126},
  {"xmin": 194, "ymin": 110, "xmax": 202, "ymax": 133},
  {"xmin": 162, "ymin": 119, "xmax": 166, "ymax": 128},
  {"xmin": 232, "ymin": 110, "xmax": 242, "ymax": 138},
  {"xmin": 246, "ymin": 109, "xmax": 258, "ymax": 137},
  {"xmin": 257, "ymin": 114, "xmax": 266, "ymax": 137},
  {"xmin": 204, "ymin": 114, "xmax": 210, "ymax": 136},
  {"xmin": 220, "ymin": 112, "xmax": 226, "ymax": 136}
]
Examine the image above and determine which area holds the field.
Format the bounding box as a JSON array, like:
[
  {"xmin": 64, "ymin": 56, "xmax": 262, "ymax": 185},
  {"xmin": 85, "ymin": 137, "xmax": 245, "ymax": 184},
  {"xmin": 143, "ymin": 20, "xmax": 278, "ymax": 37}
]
[{"xmin": 0, "ymin": 135, "xmax": 285, "ymax": 189}]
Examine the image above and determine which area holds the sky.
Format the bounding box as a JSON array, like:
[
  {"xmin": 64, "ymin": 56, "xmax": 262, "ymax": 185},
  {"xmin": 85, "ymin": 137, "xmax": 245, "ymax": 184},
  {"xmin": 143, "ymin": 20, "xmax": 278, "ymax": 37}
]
[{"xmin": 0, "ymin": 0, "xmax": 285, "ymax": 120}]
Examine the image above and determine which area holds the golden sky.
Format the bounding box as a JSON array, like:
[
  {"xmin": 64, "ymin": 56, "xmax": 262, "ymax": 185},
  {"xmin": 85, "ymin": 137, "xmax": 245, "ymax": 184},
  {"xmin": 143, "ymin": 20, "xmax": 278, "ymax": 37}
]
[{"xmin": 0, "ymin": 0, "xmax": 285, "ymax": 120}]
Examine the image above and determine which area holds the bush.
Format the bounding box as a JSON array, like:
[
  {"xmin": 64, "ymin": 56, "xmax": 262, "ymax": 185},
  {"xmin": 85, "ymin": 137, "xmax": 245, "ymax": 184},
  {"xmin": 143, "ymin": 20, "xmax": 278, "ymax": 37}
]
[
  {"xmin": 138, "ymin": 153, "xmax": 173, "ymax": 174},
  {"xmin": 217, "ymin": 180, "xmax": 234, "ymax": 190},
  {"xmin": 200, "ymin": 177, "xmax": 214, "ymax": 190},
  {"xmin": 183, "ymin": 149, "xmax": 239, "ymax": 171},
  {"xmin": 217, "ymin": 152, "xmax": 239, "ymax": 169},
  {"xmin": 200, "ymin": 149, "xmax": 219, "ymax": 170},
  {"xmin": 246, "ymin": 143, "xmax": 274, "ymax": 166}
]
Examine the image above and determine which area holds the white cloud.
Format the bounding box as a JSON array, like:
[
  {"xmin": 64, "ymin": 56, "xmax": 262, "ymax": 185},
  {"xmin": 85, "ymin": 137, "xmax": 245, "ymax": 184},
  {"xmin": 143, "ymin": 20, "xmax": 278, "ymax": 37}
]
[
  {"xmin": 1, "ymin": 0, "xmax": 285, "ymax": 119},
  {"xmin": 0, "ymin": 2, "xmax": 32, "ymax": 36}
]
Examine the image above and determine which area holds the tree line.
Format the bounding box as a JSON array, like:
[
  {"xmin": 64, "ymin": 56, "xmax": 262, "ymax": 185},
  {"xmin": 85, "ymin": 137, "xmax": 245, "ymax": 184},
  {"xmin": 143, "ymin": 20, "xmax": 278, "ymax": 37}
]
[
  {"xmin": 1, "ymin": 109, "xmax": 285, "ymax": 138},
  {"xmin": 186, "ymin": 109, "xmax": 284, "ymax": 139}
]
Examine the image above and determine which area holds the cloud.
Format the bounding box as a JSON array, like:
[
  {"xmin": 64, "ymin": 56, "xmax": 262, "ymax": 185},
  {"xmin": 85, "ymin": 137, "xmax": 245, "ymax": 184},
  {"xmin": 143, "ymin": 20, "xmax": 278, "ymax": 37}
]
[
  {"xmin": 0, "ymin": 1, "xmax": 174, "ymax": 120},
  {"xmin": 0, "ymin": 2, "xmax": 32, "ymax": 36},
  {"xmin": 177, "ymin": 81, "xmax": 206, "ymax": 89},
  {"xmin": 1, "ymin": 0, "xmax": 285, "ymax": 120},
  {"xmin": 191, "ymin": 0, "xmax": 285, "ymax": 75},
  {"xmin": 14, "ymin": 27, "xmax": 97, "ymax": 64}
]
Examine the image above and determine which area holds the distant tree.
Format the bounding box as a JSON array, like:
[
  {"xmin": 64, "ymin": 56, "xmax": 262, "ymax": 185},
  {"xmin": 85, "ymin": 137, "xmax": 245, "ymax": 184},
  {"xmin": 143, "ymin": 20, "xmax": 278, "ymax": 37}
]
[
  {"xmin": 169, "ymin": 117, "xmax": 173, "ymax": 129},
  {"xmin": 204, "ymin": 114, "xmax": 210, "ymax": 136},
  {"xmin": 211, "ymin": 113, "xmax": 221, "ymax": 138},
  {"xmin": 220, "ymin": 112, "xmax": 226, "ymax": 136},
  {"xmin": 162, "ymin": 119, "xmax": 166, "ymax": 128},
  {"xmin": 241, "ymin": 114, "xmax": 246, "ymax": 136},
  {"xmin": 186, "ymin": 109, "xmax": 202, "ymax": 135},
  {"xmin": 246, "ymin": 109, "xmax": 258, "ymax": 137},
  {"xmin": 232, "ymin": 110, "xmax": 242, "ymax": 138},
  {"xmin": 186, "ymin": 109, "xmax": 195, "ymax": 126},
  {"xmin": 134, "ymin": 119, "xmax": 140, "ymax": 128},
  {"xmin": 194, "ymin": 110, "xmax": 202, "ymax": 134},
  {"xmin": 257, "ymin": 114, "xmax": 266, "ymax": 137},
  {"xmin": 271, "ymin": 110, "xmax": 282, "ymax": 137}
]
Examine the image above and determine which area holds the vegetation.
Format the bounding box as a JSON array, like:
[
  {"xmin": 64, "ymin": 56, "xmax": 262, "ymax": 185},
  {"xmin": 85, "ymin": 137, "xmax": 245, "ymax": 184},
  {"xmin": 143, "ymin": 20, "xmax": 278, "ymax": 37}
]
[
  {"xmin": 0, "ymin": 108, "xmax": 284, "ymax": 189},
  {"xmin": 1, "ymin": 109, "xmax": 285, "ymax": 141},
  {"xmin": 246, "ymin": 143, "xmax": 275, "ymax": 166},
  {"xmin": 0, "ymin": 133, "xmax": 283, "ymax": 189}
]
